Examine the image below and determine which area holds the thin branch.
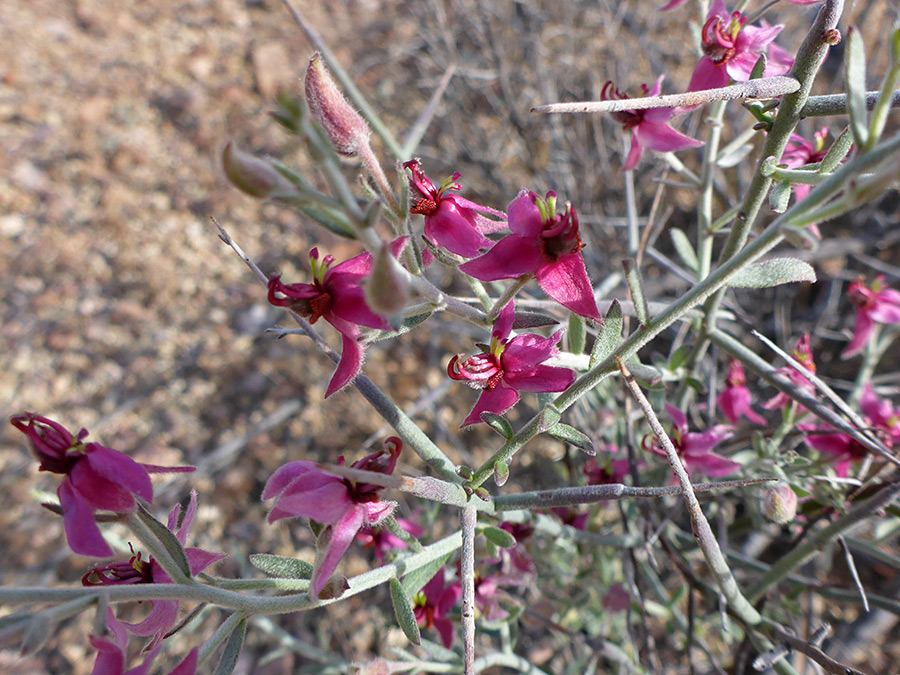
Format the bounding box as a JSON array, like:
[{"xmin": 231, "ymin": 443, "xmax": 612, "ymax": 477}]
[
  {"xmin": 798, "ymin": 89, "xmax": 900, "ymax": 117},
  {"xmin": 531, "ymin": 77, "xmax": 799, "ymax": 114},
  {"xmin": 838, "ymin": 536, "xmax": 870, "ymax": 612},
  {"xmin": 616, "ymin": 357, "xmax": 762, "ymax": 627},
  {"xmin": 460, "ymin": 505, "xmax": 477, "ymax": 675},
  {"xmin": 769, "ymin": 625, "xmax": 871, "ymax": 675}
]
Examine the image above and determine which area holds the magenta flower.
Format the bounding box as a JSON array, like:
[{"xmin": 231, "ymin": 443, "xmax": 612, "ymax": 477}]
[
  {"xmin": 10, "ymin": 413, "xmax": 193, "ymax": 558},
  {"xmin": 782, "ymin": 128, "xmax": 830, "ymax": 202},
  {"xmin": 473, "ymin": 569, "xmax": 509, "ymax": 622},
  {"xmin": 263, "ymin": 438, "xmax": 402, "ymax": 599},
  {"xmin": 459, "ymin": 191, "xmax": 602, "ymax": 320},
  {"xmin": 583, "ymin": 444, "xmax": 634, "ymax": 486},
  {"xmin": 413, "ymin": 568, "xmax": 462, "ymax": 648},
  {"xmin": 404, "ymin": 159, "xmax": 506, "ymax": 258},
  {"xmin": 647, "ymin": 404, "xmax": 739, "ymax": 477},
  {"xmin": 602, "ymin": 583, "xmax": 632, "ymax": 612},
  {"xmin": 717, "ymin": 359, "xmax": 766, "ymax": 425},
  {"xmin": 448, "ymin": 300, "xmax": 576, "ymax": 427},
  {"xmin": 762, "ymin": 333, "xmax": 817, "ymax": 411},
  {"xmin": 687, "ymin": 0, "xmax": 793, "ymax": 92},
  {"xmin": 843, "ymin": 276, "xmax": 900, "ymax": 358},
  {"xmin": 356, "ymin": 515, "xmax": 423, "ymax": 560},
  {"xmin": 859, "ymin": 383, "xmax": 900, "ymax": 447},
  {"xmin": 601, "ymin": 78, "xmax": 703, "ymax": 171},
  {"xmin": 551, "ymin": 507, "xmax": 589, "ymax": 530},
  {"xmin": 802, "ymin": 428, "xmax": 867, "ymax": 478},
  {"xmin": 497, "ymin": 521, "xmax": 536, "ymax": 574},
  {"xmin": 89, "ymin": 609, "xmax": 198, "ymax": 675},
  {"xmin": 83, "ymin": 491, "xmax": 225, "ymax": 649},
  {"xmin": 268, "ymin": 248, "xmax": 391, "ymax": 397}
]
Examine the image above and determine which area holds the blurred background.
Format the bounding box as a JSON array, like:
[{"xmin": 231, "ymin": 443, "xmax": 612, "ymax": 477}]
[{"xmin": 2, "ymin": 0, "xmax": 899, "ymax": 672}]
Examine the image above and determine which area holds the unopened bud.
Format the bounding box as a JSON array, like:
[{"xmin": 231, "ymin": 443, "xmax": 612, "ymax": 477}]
[
  {"xmin": 364, "ymin": 243, "xmax": 410, "ymax": 319},
  {"xmin": 763, "ymin": 484, "xmax": 798, "ymax": 525},
  {"xmin": 305, "ymin": 53, "xmax": 371, "ymax": 156},
  {"xmin": 822, "ymin": 29, "xmax": 841, "ymax": 46},
  {"xmin": 222, "ymin": 141, "xmax": 293, "ymax": 198}
]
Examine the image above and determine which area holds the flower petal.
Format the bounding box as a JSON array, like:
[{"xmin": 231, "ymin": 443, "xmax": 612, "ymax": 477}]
[
  {"xmin": 635, "ymin": 121, "xmax": 704, "ymax": 153},
  {"xmin": 535, "ymin": 253, "xmax": 602, "ymax": 320},
  {"xmin": 687, "ymin": 57, "xmax": 729, "ymax": 93},
  {"xmin": 267, "ymin": 480, "xmax": 354, "ymax": 525},
  {"xmin": 461, "ymin": 387, "xmax": 520, "ymax": 427},
  {"xmin": 425, "ymin": 202, "xmax": 493, "ymax": 257},
  {"xmin": 684, "ymin": 452, "xmax": 741, "ymax": 477},
  {"xmin": 325, "ymin": 331, "xmax": 366, "ymax": 398},
  {"xmin": 503, "ymin": 364, "xmax": 575, "ymax": 393},
  {"xmin": 493, "ymin": 299, "xmax": 516, "ymax": 342},
  {"xmin": 502, "ymin": 330, "xmax": 561, "ymax": 370},
  {"xmin": 59, "ymin": 481, "xmax": 113, "ymax": 559},
  {"xmin": 83, "ymin": 444, "xmax": 153, "ymax": 503},
  {"xmin": 458, "ymin": 234, "xmax": 541, "ymax": 282},
  {"xmin": 843, "ymin": 309, "xmax": 874, "ymax": 358},
  {"xmin": 123, "ymin": 599, "xmax": 178, "ymax": 640},
  {"xmin": 507, "ymin": 190, "xmax": 544, "ymax": 238},
  {"xmin": 310, "ymin": 506, "xmax": 366, "ymax": 599},
  {"xmin": 70, "ymin": 460, "xmax": 138, "ymax": 513}
]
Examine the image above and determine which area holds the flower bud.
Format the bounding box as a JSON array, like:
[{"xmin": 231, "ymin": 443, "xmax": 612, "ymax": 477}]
[
  {"xmin": 305, "ymin": 53, "xmax": 371, "ymax": 156},
  {"xmin": 762, "ymin": 484, "xmax": 798, "ymax": 524},
  {"xmin": 222, "ymin": 141, "xmax": 293, "ymax": 198},
  {"xmin": 364, "ymin": 242, "xmax": 410, "ymax": 319}
]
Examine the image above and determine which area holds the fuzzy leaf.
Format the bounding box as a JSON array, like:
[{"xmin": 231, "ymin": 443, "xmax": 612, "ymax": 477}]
[
  {"xmin": 727, "ymin": 258, "xmax": 816, "ymax": 288},
  {"xmin": 494, "ymin": 460, "xmax": 510, "ymax": 487},
  {"xmin": 845, "ymin": 26, "xmax": 870, "ymax": 149},
  {"xmin": 482, "ymin": 526, "xmax": 517, "ymax": 549},
  {"xmin": 622, "ymin": 258, "xmax": 649, "ymax": 325},
  {"xmin": 546, "ymin": 423, "xmax": 596, "ymax": 455},
  {"xmin": 539, "ymin": 403, "xmax": 562, "ymax": 432},
  {"xmin": 770, "ymin": 180, "xmax": 791, "ymax": 214},
  {"xmin": 512, "ymin": 311, "xmax": 560, "ymax": 329},
  {"xmin": 670, "ymin": 228, "xmax": 699, "ymax": 277},
  {"xmin": 590, "ymin": 300, "xmax": 624, "ymax": 369},
  {"xmin": 249, "ymin": 554, "xmax": 314, "ymax": 579},
  {"xmin": 390, "ymin": 578, "xmax": 422, "ymax": 645},
  {"xmin": 481, "ymin": 412, "xmax": 514, "ymax": 440},
  {"xmin": 568, "ymin": 313, "xmax": 586, "ymax": 354},
  {"xmin": 135, "ymin": 503, "xmax": 191, "ymax": 583},
  {"xmin": 214, "ymin": 617, "xmax": 248, "ymax": 675},
  {"xmin": 401, "ymin": 553, "xmax": 453, "ymax": 596}
]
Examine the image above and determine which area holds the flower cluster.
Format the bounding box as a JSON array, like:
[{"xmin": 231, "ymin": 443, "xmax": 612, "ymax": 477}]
[
  {"xmin": 263, "ymin": 437, "xmax": 402, "ymax": 599},
  {"xmin": 448, "ymin": 301, "xmax": 576, "ymax": 427},
  {"xmin": 9, "ymin": 413, "xmax": 193, "ymax": 558}
]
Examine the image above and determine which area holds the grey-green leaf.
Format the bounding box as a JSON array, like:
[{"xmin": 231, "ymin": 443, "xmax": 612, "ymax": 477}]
[
  {"xmin": 547, "ymin": 423, "xmax": 596, "ymax": 455},
  {"xmin": 670, "ymin": 228, "xmax": 699, "ymax": 277},
  {"xmin": 401, "ymin": 552, "xmax": 453, "ymax": 596},
  {"xmin": 845, "ymin": 26, "xmax": 870, "ymax": 150},
  {"xmin": 482, "ymin": 526, "xmax": 517, "ymax": 549},
  {"xmin": 214, "ymin": 617, "xmax": 248, "ymax": 675},
  {"xmin": 481, "ymin": 412, "xmax": 514, "ymax": 440},
  {"xmin": 494, "ymin": 459, "xmax": 510, "ymax": 487},
  {"xmin": 390, "ymin": 578, "xmax": 422, "ymax": 645},
  {"xmin": 727, "ymin": 258, "xmax": 816, "ymax": 289},
  {"xmin": 249, "ymin": 554, "xmax": 314, "ymax": 579},
  {"xmin": 590, "ymin": 299, "xmax": 624, "ymax": 369},
  {"xmin": 135, "ymin": 503, "xmax": 192, "ymax": 583},
  {"xmin": 770, "ymin": 179, "xmax": 791, "ymax": 214},
  {"xmin": 539, "ymin": 403, "xmax": 561, "ymax": 432},
  {"xmin": 568, "ymin": 313, "xmax": 586, "ymax": 354}
]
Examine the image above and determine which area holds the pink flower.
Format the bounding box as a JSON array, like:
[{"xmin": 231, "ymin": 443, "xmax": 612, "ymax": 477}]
[
  {"xmin": 647, "ymin": 404, "xmax": 739, "ymax": 477},
  {"xmin": 860, "ymin": 383, "xmax": 900, "ymax": 447},
  {"xmin": 497, "ymin": 521, "xmax": 536, "ymax": 574},
  {"xmin": 459, "ymin": 191, "xmax": 602, "ymax": 320},
  {"xmin": 687, "ymin": 0, "xmax": 793, "ymax": 92},
  {"xmin": 356, "ymin": 516, "xmax": 423, "ymax": 560},
  {"xmin": 263, "ymin": 438, "xmax": 402, "ymax": 599},
  {"xmin": 89, "ymin": 609, "xmax": 198, "ymax": 675},
  {"xmin": 583, "ymin": 445, "xmax": 634, "ymax": 485},
  {"xmin": 782, "ymin": 128, "xmax": 830, "ymax": 202},
  {"xmin": 473, "ymin": 569, "xmax": 509, "ymax": 622},
  {"xmin": 268, "ymin": 248, "xmax": 391, "ymax": 397},
  {"xmin": 83, "ymin": 491, "xmax": 225, "ymax": 649},
  {"xmin": 413, "ymin": 568, "xmax": 462, "ymax": 648},
  {"xmin": 601, "ymin": 77, "xmax": 703, "ymax": 171},
  {"xmin": 717, "ymin": 359, "xmax": 766, "ymax": 425},
  {"xmin": 448, "ymin": 300, "xmax": 576, "ymax": 427},
  {"xmin": 551, "ymin": 507, "xmax": 589, "ymax": 530},
  {"xmin": 404, "ymin": 159, "xmax": 506, "ymax": 258},
  {"xmin": 762, "ymin": 333, "xmax": 817, "ymax": 411},
  {"xmin": 843, "ymin": 276, "xmax": 900, "ymax": 358},
  {"xmin": 9, "ymin": 413, "xmax": 193, "ymax": 558}
]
